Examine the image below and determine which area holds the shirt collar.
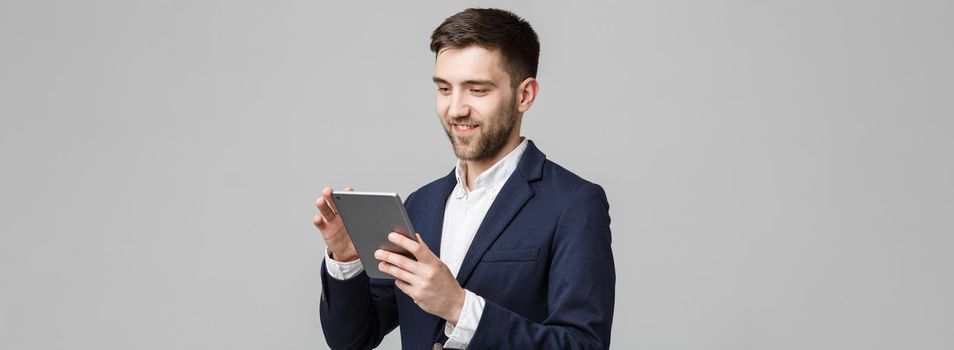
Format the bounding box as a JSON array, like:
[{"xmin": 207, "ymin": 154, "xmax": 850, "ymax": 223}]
[{"xmin": 454, "ymin": 138, "xmax": 528, "ymax": 198}]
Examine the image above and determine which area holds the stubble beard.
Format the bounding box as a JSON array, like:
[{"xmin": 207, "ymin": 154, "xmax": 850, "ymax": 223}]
[{"xmin": 443, "ymin": 109, "xmax": 517, "ymax": 162}]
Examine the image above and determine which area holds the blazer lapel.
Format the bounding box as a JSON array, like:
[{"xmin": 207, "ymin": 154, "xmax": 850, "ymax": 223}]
[
  {"xmin": 420, "ymin": 169, "xmax": 457, "ymax": 258},
  {"xmin": 455, "ymin": 140, "xmax": 546, "ymax": 286},
  {"xmin": 412, "ymin": 170, "xmax": 456, "ymax": 343}
]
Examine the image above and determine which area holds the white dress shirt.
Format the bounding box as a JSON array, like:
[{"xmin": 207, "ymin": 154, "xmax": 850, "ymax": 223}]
[{"xmin": 324, "ymin": 138, "xmax": 529, "ymax": 349}]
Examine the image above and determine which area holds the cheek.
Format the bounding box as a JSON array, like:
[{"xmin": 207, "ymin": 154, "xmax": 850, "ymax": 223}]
[
  {"xmin": 435, "ymin": 96, "xmax": 450, "ymax": 116},
  {"xmin": 474, "ymin": 99, "xmax": 505, "ymax": 122}
]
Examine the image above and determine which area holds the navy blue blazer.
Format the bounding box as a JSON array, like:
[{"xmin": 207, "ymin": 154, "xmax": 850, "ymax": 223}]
[{"xmin": 320, "ymin": 140, "xmax": 615, "ymax": 349}]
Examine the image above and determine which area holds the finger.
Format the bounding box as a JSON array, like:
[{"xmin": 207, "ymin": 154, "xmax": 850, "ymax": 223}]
[
  {"xmin": 313, "ymin": 214, "xmax": 327, "ymax": 230},
  {"xmin": 394, "ymin": 278, "xmax": 415, "ymax": 300},
  {"xmin": 415, "ymin": 233, "xmax": 439, "ymax": 265},
  {"xmin": 375, "ymin": 248, "xmax": 421, "ymax": 274},
  {"xmin": 378, "ymin": 261, "xmax": 418, "ymax": 285},
  {"xmin": 388, "ymin": 232, "xmax": 426, "ymax": 261},
  {"xmin": 415, "ymin": 233, "xmax": 434, "ymax": 255},
  {"xmin": 344, "ymin": 187, "xmax": 354, "ymax": 192},
  {"xmin": 316, "ymin": 196, "xmax": 337, "ymax": 222},
  {"xmin": 321, "ymin": 187, "xmax": 339, "ymax": 215},
  {"xmin": 389, "ymin": 232, "xmax": 436, "ymax": 263}
]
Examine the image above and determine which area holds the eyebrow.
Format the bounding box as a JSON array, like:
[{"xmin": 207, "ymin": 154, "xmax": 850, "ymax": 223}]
[{"xmin": 432, "ymin": 77, "xmax": 497, "ymax": 87}]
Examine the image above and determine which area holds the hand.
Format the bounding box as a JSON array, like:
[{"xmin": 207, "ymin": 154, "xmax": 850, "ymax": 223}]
[
  {"xmin": 312, "ymin": 186, "xmax": 358, "ymax": 262},
  {"xmin": 375, "ymin": 232, "xmax": 466, "ymax": 324}
]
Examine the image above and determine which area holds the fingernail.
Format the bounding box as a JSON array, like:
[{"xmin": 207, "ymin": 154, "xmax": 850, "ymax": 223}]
[{"xmin": 374, "ymin": 250, "xmax": 384, "ymax": 258}]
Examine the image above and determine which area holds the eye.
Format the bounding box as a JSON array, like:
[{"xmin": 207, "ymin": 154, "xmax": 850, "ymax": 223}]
[
  {"xmin": 470, "ymin": 89, "xmax": 488, "ymax": 96},
  {"xmin": 437, "ymin": 87, "xmax": 451, "ymax": 94}
]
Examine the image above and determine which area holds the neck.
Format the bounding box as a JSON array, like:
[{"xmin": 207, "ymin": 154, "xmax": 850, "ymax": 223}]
[{"xmin": 462, "ymin": 136, "xmax": 523, "ymax": 191}]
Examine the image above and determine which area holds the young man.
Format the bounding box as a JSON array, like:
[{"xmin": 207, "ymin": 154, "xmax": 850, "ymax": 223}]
[{"xmin": 313, "ymin": 8, "xmax": 615, "ymax": 349}]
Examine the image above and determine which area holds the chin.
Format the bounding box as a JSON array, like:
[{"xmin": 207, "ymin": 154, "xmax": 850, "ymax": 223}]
[{"xmin": 451, "ymin": 142, "xmax": 481, "ymax": 161}]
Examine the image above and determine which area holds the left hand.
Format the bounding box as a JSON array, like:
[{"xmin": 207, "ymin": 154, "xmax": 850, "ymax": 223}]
[{"xmin": 375, "ymin": 232, "xmax": 466, "ymax": 325}]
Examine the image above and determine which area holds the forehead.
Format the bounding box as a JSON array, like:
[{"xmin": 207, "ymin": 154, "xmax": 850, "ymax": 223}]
[{"xmin": 434, "ymin": 46, "xmax": 509, "ymax": 85}]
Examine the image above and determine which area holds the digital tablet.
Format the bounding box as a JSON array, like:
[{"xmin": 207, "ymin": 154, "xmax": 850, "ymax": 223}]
[{"xmin": 331, "ymin": 191, "xmax": 417, "ymax": 279}]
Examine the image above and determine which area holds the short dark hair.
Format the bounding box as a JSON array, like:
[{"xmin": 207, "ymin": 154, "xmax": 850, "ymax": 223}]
[{"xmin": 430, "ymin": 8, "xmax": 540, "ymax": 87}]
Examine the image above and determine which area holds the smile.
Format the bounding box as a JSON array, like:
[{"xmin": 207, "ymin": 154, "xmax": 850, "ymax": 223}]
[{"xmin": 452, "ymin": 124, "xmax": 479, "ymax": 135}]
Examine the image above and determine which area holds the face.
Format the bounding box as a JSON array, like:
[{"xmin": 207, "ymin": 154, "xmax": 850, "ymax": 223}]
[{"xmin": 433, "ymin": 46, "xmax": 520, "ymax": 161}]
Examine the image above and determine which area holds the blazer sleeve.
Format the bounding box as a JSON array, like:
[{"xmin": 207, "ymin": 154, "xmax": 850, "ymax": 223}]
[
  {"xmin": 468, "ymin": 182, "xmax": 616, "ymax": 349},
  {"xmin": 318, "ymin": 264, "xmax": 398, "ymax": 350},
  {"xmin": 318, "ymin": 191, "xmax": 422, "ymax": 349}
]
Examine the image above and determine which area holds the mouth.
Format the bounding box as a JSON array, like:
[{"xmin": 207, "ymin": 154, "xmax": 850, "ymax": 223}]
[{"xmin": 450, "ymin": 123, "xmax": 479, "ymax": 136}]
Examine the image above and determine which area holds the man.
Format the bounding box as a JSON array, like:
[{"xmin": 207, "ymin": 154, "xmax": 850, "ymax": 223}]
[{"xmin": 313, "ymin": 8, "xmax": 615, "ymax": 349}]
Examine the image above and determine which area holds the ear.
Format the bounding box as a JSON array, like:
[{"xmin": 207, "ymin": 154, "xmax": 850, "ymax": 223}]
[{"xmin": 516, "ymin": 77, "xmax": 539, "ymax": 113}]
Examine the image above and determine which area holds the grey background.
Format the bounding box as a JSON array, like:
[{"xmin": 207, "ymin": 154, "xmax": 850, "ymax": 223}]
[{"xmin": 1, "ymin": 0, "xmax": 951, "ymax": 349}]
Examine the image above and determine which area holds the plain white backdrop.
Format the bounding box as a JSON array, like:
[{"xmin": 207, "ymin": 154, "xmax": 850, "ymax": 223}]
[{"xmin": 2, "ymin": 1, "xmax": 952, "ymax": 349}]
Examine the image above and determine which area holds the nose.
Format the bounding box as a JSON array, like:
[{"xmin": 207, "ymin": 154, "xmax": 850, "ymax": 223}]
[{"xmin": 448, "ymin": 91, "xmax": 470, "ymax": 119}]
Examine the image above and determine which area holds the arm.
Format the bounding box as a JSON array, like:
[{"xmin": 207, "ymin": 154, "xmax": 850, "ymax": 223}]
[
  {"xmin": 468, "ymin": 182, "xmax": 616, "ymax": 349},
  {"xmin": 318, "ymin": 262, "xmax": 398, "ymax": 350},
  {"xmin": 314, "ymin": 187, "xmax": 417, "ymax": 349}
]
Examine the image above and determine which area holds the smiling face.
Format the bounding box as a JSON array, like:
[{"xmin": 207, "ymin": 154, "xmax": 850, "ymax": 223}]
[{"xmin": 433, "ymin": 46, "xmax": 522, "ymax": 162}]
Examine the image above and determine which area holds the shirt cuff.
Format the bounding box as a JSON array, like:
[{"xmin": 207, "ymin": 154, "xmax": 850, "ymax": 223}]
[
  {"xmin": 324, "ymin": 247, "xmax": 364, "ymax": 280},
  {"xmin": 443, "ymin": 289, "xmax": 485, "ymax": 349}
]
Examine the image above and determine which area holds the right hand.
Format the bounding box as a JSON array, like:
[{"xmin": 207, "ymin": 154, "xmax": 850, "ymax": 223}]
[{"xmin": 313, "ymin": 186, "xmax": 359, "ymax": 262}]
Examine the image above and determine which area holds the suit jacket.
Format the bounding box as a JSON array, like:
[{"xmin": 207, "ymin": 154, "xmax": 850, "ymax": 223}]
[{"xmin": 319, "ymin": 140, "xmax": 615, "ymax": 349}]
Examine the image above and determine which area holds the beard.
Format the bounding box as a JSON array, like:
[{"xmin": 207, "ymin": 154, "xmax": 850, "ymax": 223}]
[{"xmin": 443, "ymin": 107, "xmax": 517, "ymax": 162}]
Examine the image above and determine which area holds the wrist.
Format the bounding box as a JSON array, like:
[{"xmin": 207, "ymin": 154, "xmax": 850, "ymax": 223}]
[
  {"xmin": 330, "ymin": 251, "xmax": 358, "ymax": 262},
  {"xmin": 327, "ymin": 240, "xmax": 358, "ymax": 262},
  {"xmin": 445, "ymin": 288, "xmax": 466, "ymax": 325}
]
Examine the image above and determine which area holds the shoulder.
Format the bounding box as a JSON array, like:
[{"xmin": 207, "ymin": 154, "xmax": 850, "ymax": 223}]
[
  {"xmin": 536, "ymin": 158, "xmax": 607, "ymax": 202},
  {"xmin": 541, "ymin": 161, "xmax": 612, "ymax": 246}
]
